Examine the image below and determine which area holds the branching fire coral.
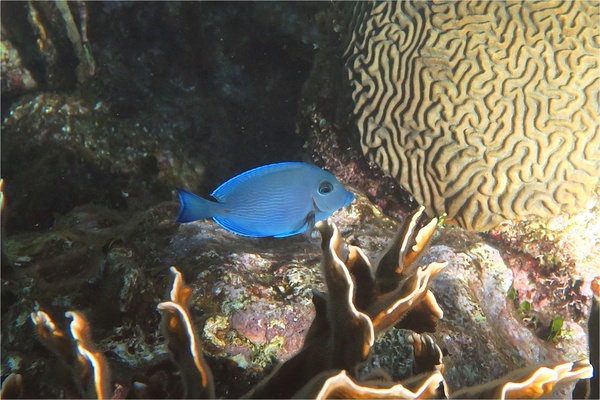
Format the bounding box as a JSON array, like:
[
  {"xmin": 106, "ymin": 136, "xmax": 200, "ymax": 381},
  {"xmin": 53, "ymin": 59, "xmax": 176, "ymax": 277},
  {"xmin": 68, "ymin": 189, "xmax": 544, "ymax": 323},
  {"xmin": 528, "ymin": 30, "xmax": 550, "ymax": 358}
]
[
  {"xmin": 24, "ymin": 207, "xmax": 593, "ymax": 399},
  {"xmin": 30, "ymin": 310, "xmax": 111, "ymax": 399},
  {"xmin": 157, "ymin": 267, "xmax": 215, "ymax": 399}
]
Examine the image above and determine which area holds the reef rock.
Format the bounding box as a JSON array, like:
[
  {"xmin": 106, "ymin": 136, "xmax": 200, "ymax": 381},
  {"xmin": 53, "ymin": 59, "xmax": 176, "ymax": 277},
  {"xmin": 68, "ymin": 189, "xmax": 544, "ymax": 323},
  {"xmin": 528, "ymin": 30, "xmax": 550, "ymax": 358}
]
[
  {"xmin": 1, "ymin": 39, "xmax": 37, "ymax": 100},
  {"xmin": 428, "ymin": 243, "xmax": 588, "ymax": 395},
  {"xmin": 2, "ymin": 189, "xmax": 594, "ymax": 398},
  {"xmin": 1, "ymin": 92, "xmax": 206, "ymax": 234}
]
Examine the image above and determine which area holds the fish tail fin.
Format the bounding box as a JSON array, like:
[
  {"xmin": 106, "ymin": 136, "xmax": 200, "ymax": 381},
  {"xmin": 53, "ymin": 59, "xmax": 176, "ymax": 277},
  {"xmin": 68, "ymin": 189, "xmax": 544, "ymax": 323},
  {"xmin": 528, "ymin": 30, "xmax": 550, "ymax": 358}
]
[{"xmin": 176, "ymin": 189, "xmax": 223, "ymax": 223}]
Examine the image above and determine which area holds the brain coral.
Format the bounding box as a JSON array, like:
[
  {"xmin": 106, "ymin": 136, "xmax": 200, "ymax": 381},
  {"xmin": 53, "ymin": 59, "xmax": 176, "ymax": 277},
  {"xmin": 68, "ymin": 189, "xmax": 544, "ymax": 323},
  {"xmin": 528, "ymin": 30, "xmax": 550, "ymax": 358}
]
[{"xmin": 344, "ymin": 1, "xmax": 600, "ymax": 231}]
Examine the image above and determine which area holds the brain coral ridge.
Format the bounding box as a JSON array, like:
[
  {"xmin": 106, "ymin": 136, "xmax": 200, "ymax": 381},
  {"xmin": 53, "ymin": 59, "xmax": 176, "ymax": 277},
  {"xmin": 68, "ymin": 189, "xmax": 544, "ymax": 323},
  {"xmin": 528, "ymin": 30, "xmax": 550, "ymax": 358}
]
[{"xmin": 344, "ymin": 0, "xmax": 600, "ymax": 231}]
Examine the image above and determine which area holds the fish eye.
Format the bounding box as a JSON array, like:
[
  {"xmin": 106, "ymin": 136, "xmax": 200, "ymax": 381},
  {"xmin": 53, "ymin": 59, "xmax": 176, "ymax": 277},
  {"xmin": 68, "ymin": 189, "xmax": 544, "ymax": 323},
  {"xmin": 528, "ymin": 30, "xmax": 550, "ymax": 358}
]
[{"xmin": 318, "ymin": 181, "xmax": 334, "ymax": 195}]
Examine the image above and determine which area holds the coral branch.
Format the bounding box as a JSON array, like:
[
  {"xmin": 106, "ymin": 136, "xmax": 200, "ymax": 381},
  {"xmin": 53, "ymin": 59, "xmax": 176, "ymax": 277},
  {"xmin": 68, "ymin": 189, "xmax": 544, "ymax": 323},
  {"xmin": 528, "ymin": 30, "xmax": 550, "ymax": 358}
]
[
  {"xmin": 157, "ymin": 267, "xmax": 215, "ymax": 399},
  {"xmin": 66, "ymin": 311, "xmax": 112, "ymax": 400}
]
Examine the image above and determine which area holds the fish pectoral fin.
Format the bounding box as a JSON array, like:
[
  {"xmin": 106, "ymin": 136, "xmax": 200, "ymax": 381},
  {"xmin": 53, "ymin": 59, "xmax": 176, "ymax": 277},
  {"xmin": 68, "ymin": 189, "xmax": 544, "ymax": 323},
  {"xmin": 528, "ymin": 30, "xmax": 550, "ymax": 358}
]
[
  {"xmin": 305, "ymin": 211, "xmax": 316, "ymax": 231},
  {"xmin": 273, "ymin": 212, "xmax": 316, "ymax": 238}
]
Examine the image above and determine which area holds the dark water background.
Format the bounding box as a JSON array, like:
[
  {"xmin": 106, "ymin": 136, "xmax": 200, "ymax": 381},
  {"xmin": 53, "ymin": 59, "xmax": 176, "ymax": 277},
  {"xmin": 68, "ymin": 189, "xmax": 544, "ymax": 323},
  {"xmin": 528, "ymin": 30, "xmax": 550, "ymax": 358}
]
[{"xmin": 2, "ymin": 2, "xmax": 330, "ymax": 235}]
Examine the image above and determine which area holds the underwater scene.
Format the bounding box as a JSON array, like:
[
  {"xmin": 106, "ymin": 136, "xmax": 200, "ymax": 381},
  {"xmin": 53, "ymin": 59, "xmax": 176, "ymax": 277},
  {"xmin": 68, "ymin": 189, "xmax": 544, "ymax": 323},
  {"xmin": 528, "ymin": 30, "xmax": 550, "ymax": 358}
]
[{"xmin": 1, "ymin": 1, "xmax": 599, "ymax": 399}]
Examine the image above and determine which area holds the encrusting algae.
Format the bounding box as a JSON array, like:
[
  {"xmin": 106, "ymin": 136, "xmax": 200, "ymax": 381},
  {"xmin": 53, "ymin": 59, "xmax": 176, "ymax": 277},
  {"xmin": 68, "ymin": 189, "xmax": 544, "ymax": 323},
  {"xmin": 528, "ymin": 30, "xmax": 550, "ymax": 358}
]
[{"xmin": 18, "ymin": 207, "xmax": 593, "ymax": 399}]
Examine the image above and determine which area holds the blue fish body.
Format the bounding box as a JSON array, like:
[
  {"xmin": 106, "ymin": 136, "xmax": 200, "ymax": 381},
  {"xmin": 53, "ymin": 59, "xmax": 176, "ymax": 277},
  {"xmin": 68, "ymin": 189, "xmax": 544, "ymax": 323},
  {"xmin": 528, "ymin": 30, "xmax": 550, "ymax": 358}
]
[{"xmin": 176, "ymin": 162, "xmax": 353, "ymax": 238}]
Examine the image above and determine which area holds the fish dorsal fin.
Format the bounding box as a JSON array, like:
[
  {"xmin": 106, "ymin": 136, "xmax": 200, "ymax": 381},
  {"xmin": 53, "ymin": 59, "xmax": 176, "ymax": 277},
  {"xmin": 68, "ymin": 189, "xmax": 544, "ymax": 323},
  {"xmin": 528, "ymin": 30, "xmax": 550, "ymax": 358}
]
[{"xmin": 211, "ymin": 162, "xmax": 313, "ymax": 202}]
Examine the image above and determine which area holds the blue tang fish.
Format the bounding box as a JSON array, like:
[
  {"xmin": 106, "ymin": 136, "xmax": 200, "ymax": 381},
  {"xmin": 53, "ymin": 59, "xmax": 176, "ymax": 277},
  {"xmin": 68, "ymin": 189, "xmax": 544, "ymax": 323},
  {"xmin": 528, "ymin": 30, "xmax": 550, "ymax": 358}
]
[{"xmin": 176, "ymin": 162, "xmax": 354, "ymax": 238}]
